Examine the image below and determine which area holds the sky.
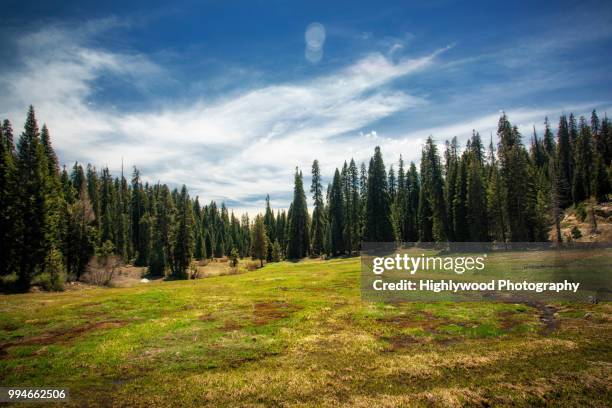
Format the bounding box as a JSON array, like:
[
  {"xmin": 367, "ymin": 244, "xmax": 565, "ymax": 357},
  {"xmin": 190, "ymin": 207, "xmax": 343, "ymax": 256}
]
[{"xmin": 1, "ymin": 0, "xmax": 611, "ymax": 214}]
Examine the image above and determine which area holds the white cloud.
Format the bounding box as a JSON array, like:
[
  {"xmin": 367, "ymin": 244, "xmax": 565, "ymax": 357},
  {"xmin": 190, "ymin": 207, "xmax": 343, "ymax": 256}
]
[{"xmin": 0, "ymin": 21, "xmax": 450, "ymax": 214}]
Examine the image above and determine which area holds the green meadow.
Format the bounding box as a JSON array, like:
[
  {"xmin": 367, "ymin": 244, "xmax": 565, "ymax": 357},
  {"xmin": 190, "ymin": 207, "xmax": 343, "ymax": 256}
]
[{"xmin": 1, "ymin": 256, "xmax": 611, "ymax": 407}]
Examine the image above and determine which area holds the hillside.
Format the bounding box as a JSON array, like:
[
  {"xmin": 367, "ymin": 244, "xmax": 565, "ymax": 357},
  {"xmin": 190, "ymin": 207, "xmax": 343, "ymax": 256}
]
[
  {"xmin": 555, "ymin": 201, "xmax": 612, "ymax": 242},
  {"xmin": 1, "ymin": 257, "xmax": 610, "ymax": 407}
]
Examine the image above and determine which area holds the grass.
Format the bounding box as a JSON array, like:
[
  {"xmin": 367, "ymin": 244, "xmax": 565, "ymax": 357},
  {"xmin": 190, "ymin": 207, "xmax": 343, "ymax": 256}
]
[{"xmin": 0, "ymin": 256, "xmax": 610, "ymax": 407}]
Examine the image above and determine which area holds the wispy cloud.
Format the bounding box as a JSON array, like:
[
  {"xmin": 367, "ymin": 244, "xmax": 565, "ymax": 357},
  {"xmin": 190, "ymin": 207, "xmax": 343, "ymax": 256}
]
[{"xmin": 0, "ymin": 20, "xmax": 449, "ymax": 213}]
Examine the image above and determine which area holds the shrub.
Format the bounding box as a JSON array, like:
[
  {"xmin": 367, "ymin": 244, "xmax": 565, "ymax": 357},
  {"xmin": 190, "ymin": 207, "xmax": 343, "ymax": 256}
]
[
  {"xmin": 0, "ymin": 272, "xmax": 19, "ymax": 292},
  {"xmin": 32, "ymin": 248, "xmax": 66, "ymax": 291},
  {"xmin": 82, "ymin": 241, "xmax": 121, "ymax": 286},
  {"xmin": 32, "ymin": 272, "xmax": 65, "ymax": 292},
  {"xmin": 575, "ymin": 203, "xmax": 587, "ymax": 222},
  {"xmin": 188, "ymin": 261, "xmax": 200, "ymax": 279},
  {"xmin": 271, "ymin": 240, "xmax": 282, "ymax": 262},
  {"xmin": 571, "ymin": 226, "xmax": 582, "ymax": 240},
  {"xmin": 229, "ymin": 248, "xmax": 239, "ymax": 267}
]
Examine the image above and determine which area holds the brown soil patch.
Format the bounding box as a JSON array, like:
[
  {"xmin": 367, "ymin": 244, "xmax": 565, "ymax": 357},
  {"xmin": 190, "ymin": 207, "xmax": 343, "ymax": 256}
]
[
  {"xmin": 252, "ymin": 301, "xmax": 301, "ymax": 325},
  {"xmin": 497, "ymin": 310, "xmax": 521, "ymax": 330},
  {"xmin": 221, "ymin": 320, "xmax": 243, "ymax": 331},
  {"xmin": 383, "ymin": 335, "xmax": 423, "ymax": 351},
  {"xmin": 0, "ymin": 319, "xmax": 128, "ymax": 358},
  {"xmin": 198, "ymin": 313, "xmax": 216, "ymax": 322},
  {"xmin": 536, "ymin": 304, "xmax": 559, "ymax": 333}
]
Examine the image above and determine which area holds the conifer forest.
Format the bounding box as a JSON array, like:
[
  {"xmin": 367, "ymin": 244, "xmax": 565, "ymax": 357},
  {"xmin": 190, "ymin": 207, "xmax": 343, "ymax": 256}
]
[{"xmin": 1, "ymin": 106, "xmax": 611, "ymax": 292}]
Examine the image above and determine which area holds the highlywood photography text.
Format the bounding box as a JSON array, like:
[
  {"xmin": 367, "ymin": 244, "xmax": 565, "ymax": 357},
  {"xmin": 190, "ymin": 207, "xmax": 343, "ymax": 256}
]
[{"xmin": 370, "ymin": 253, "xmax": 581, "ymax": 293}]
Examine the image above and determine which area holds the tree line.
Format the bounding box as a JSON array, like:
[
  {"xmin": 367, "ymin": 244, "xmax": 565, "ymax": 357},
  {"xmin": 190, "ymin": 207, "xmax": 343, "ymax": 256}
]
[
  {"xmin": 285, "ymin": 110, "xmax": 611, "ymax": 257},
  {"xmin": 1, "ymin": 106, "xmax": 611, "ymax": 291},
  {"xmin": 0, "ymin": 107, "xmax": 255, "ymax": 291}
]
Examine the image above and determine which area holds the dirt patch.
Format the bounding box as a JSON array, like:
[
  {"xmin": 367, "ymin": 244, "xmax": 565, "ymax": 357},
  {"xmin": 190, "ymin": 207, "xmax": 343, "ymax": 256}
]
[
  {"xmin": 383, "ymin": 335, "xmax": 423, "ymax": 351},
  {"xmin": 221, "ymin": 320, "xmax": 243, "ymax": 331},
  {"xmin": 532, "ymin": 303, "xmax": 559, "ymax": 333},
  {"xmin": 198, "ymin": 313, "xmax": 216, "ymax": 322},
  {"xmin": 377, "ymin": 312, "xmax": 466, "ymax": 351},
  {"xmin": 0, "ymin": 319, "xmax": 129, "ymax": 358},
  {"xmin": 497, "ymin": 310, "xmax": 521, "ymax": 330},
  {"xmin": 484, "ymin": 294, "xmax": 560, "ymax": 334},
  {"xmin": 252, "ymin": 301, "xmax": 301, "ymax": 325},
  {"xmin": 0, "ymin": 322, "xmax": 20, "ymax": 331}
]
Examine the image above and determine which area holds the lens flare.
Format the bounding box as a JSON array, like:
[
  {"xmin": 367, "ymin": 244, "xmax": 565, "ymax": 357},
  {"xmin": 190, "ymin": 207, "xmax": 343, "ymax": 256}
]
[{"xmin": 304, "ymin": 22, "xmax": 325, "ymax": 64}]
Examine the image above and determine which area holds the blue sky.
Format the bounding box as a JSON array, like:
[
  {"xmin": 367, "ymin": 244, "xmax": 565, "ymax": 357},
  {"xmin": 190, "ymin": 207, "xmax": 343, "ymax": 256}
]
[{"xmin": 1, "ymin": 0, "xmax": 611, "ymax": 213}]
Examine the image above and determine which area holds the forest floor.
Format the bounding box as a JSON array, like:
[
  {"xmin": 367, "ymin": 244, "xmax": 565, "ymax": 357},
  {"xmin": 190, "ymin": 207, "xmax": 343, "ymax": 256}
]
[{"xmin": 0, "ymin": 257, "xmax": 611, "ymax": 407}]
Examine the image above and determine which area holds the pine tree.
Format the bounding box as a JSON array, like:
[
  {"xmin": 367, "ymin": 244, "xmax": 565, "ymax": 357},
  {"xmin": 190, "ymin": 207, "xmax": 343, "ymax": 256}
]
[
  {"xmin": 251, "ymin": 214, "xmax": 268, "ymax": 267},
  {"xmin": 530, "ymin": 126, "xmax": 546, "ymax": 168},
  {"xmin": 549, "ymin": 155, "xmax": 563, "ymax": 243},
  {"xmin": 286, "ymin": 168, "xmax": 310, "ymax": 259},
  {"xmin": 543, "ymin": 117, "xmax": 555, "ymax": 159},
  {"xmin": 359, "ymin": 162, "xmax": 368, "ymax": 238},
  {"xmin": 469, "ymin": 131, "xmax": 485, "ymax": 165},
  {"xmin": 497, "ymin": 115, "xmax": 530, "ymax": 241},
  {"xmin": 63, "ymin": 177, "xmax": 96, "ymax": 279},
  {"xmin": 86, "ymin": 164, "xmax": 101, "ymax": 231},
  {"xmin": 149, "ymin": 185, "xmax": 175, "ymax": 276},
  {"xmin": 392, "ymin": 155, "xmax": 408, "ymax": 242},
  {"xmin": 363, "ymin": 147, "xmax": 394, "ymax": 242},
  {"xmin": 420, "ymin": 138, "xmax": 448, "ymax": 241},
  {"xmin": 130, "ymin": 168, "xmax": 148, "ymax": 265},
  {"xmin": 486, "ymin": 137, "xmax": 507, "ymax": 242},
  {"xmin": 171, "ymin": 185, "xmax": 194, "ymax": 278},
  {"xmin": 99, "ymin": 167, "xmax": 115, "ymax": 244},
  {"xmin": 329, "ymin": 168, "xmax": 345, "ymax": 255},
  {"xmin": 310, "ymin": 160, "xmax": 325, "ymax": 256},
  {"xmin": 193, "ymin": 197, "xmax": 204, "ymax": 259},
  {"xmin": 275, "ymin": 210, "xmax": 286, "ymax": 257},
  {"xmin": 0, "ymin": 123, "xmax": 18, "ymax": 280},
  {"xmin": 71, "ymin": 162, "xmax": 86, "ymax": 199},
  {"xmin": 452, "ymin": 153, "xmax": 468, "ymax": 241},
  {"xmin": 388, "ymin": 165, "xmax": 396, "ymax": 203},
  {"xmin": 569, "ymin": 113, "xmax": 578, "ymax": 146},
  {"xmin": 15, "ymin": 106, "xmax": 49, "ymax": 290},
  {"xmin": 466, "ymin": 155, "xmax": 488, "ymax": 241},
  {"xmin": 572, "ymin": 117, "xmax": 594, "ymax": 204},
  {"xmin": 601, "ymin": 116, "xmax": 612, "ymax": 166},
  {"xmin": 263, "ymin": 194, "xmax": 276, "ymax": 260},
  {"xmin": 214, "ymin": 231, "xmax": 225, "ymax": 258},
  {"xmin": 271, "ymin": 240, "xmax": 282, "ymax": 262},
  {"xmin": 443, "ymin": 138, "xmax": 458, "ymax": 240},
  {"xmin": 556, "ymin": 115, "xmax": 573, "ymax": 207},
  {"xmin": 531, "ymin": 167, "xmax": 551, "ymax": 241},
  {"xmin": 2, "ymin": 119, "xmax": 15, "ymax": 154},
  {"xmin": 407, "ymin": 162, "xmax": 420, "ymax": 242},
  {"xmin": 115, "ymin": 167, "xmax": 130, "ymax": 261}
]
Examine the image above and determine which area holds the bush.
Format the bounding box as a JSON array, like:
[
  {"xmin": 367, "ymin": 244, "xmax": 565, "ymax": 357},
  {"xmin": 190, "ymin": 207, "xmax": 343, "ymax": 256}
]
[
  {"xmin": 0, "ymin": 272, "xmax": 19, "ymax": 292},
  {"xmin": 271, "ymin": 240, "xmax": 282, "ymax": 262},
  {"xmin": 575, "ymin": 203, "xmax": 587, "ymax": 222},
  {"xmin": 571, "ymin": 226, "xmax": 582, "ymax": 240},
  {"xmin": 32, "ymin": 272, "xmax": 65, "ymax": 292},
  {"xmin": 82, "ymin": 241, "xmax": 121, "ymax": 286},
  {"xmin": 32, "ymin": 248, "xmax": 66, "ymax": 291},
  {"xmin": 229, "ymin": 248, "xmax": 239, "ymax": 267},
  {"xmin": 188, "ymin": 261, "xmax": 200, "ymax": 279}
]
